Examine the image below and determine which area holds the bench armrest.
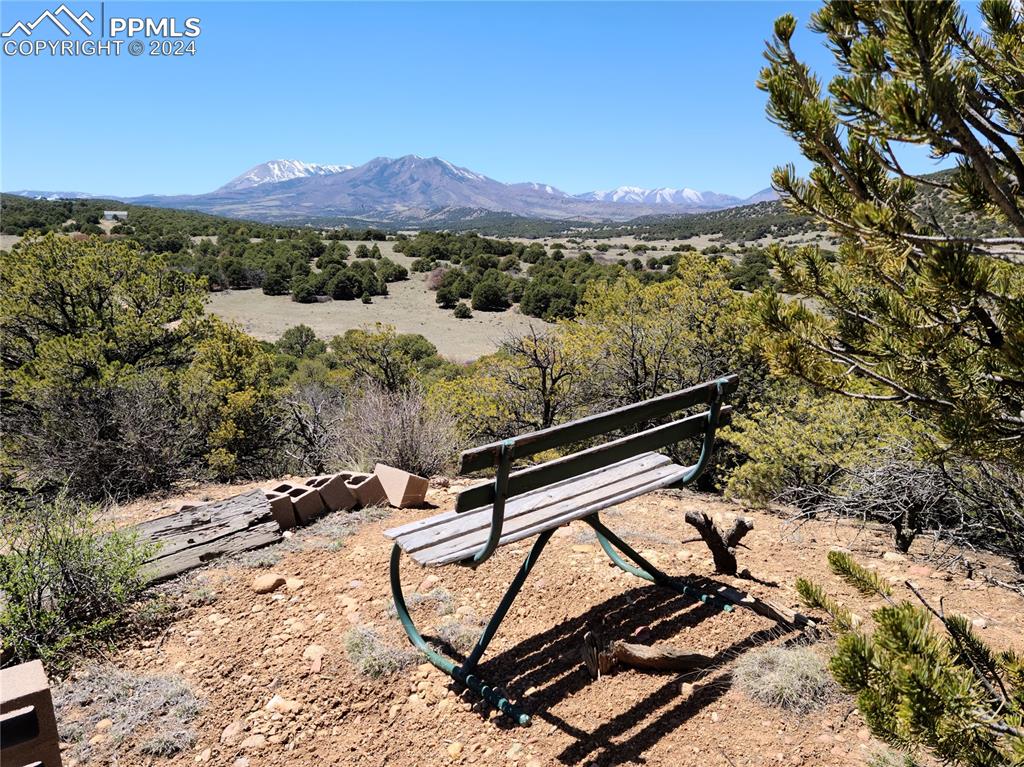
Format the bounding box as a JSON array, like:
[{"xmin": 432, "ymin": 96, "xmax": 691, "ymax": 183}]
[{"xmin": 460, "ymin": 438, "xmax": 515, "ymax": 567}]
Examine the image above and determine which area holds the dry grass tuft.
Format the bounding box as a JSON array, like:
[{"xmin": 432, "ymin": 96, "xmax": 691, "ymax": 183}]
[
  {"xmin": 54, "ymin": 664, "xmax": 200, "ymax": 761},
  {"xmin": 866, "ymin": 749, "xmax": 921, "ymax": 767},
  {"xmin": 388, "ymin": 587, "xmax": 455, "ymax": 618},
  {"xmin": 344, "ymin": 626, "xmax": 419, "ymax": 678},
  {"xmin": 434, "ymin": 619, "xmax": 480, "ymax": 655},
  {"xmin": 733, "ymin": 645, "xmax": 833, "ymax": 714}
]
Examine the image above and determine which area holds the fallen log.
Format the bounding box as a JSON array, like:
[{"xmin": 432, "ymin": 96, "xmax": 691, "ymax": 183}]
[{"xmin": 582, "ymin": 630, "xmax": 714, "ymax": 678}]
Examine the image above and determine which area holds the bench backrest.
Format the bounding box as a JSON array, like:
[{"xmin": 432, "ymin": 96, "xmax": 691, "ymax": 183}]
[{"xmin": 454, "ymin": 374, "xmax": 737, "ymax": 513}]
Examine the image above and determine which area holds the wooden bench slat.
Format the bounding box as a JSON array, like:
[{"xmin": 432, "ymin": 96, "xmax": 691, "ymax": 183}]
[
  {"xmin": 425, "ymin": 464, "xmax": 689, "ymax": 566},
  {"xmin": 389, "ymin": 453, "xmax": 689, "ymax": 566},
  {"xmin": 459, "ymin": 374, "xmax": 738, "ymax": 473},
  {"xmin": 384, "ymin": 451, "xmax": 670, "ymax": 541},
  {"xmin": 387, "ymin": 452, "xmax": 672, "ymax": 552},
  {"xmin": 454, "ymin": 406, "xmax": 731, "ymax": 513}
]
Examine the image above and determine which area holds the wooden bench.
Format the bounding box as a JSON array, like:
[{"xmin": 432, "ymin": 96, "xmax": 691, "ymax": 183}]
[{"xmin": 385, "ymin": 375, "xmax": 738, "ymax": 724}]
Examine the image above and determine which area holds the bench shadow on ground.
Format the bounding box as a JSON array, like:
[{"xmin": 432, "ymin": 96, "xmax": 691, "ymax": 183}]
[{"xmin": 429, "ymin": 580, "xmax": 794, "ymax": 766}]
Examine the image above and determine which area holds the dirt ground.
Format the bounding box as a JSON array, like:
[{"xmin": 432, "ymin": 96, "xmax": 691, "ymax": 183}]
[{"xmin": 62, "ymin": 484, "xmax": 1024, "ymax": 767}]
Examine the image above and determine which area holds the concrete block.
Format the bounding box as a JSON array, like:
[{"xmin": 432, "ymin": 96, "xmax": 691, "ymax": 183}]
[
  {"xmin": 269, "ymin": 482, "xmax": 324, "ymax": 525},
  {"xmin": 264, "ymin": 489, "xmax": 298, "ymax": 530},
  {"xmin": 345, "ymin": 473, "xmax": 387, "ymax": 508},
  {"xmin": 374, "ymin": 463, "xmax": 429, "ymax": 508},
  {"xmin": 1, "ymin": 659, "xmax": 63, "ymax": 767},
  {"xmin": 304, "ymin": 474, "xmax": 357, "ymax": 512}
]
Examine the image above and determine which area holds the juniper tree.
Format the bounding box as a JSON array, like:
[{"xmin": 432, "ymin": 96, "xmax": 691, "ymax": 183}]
[
  {"xmin": 755, "ymin": 1, "xmax": 1024, "ymax": 467},
  {"xmin": 797, "ymin": 551, "xmax": 1024, "ymax": 765}
]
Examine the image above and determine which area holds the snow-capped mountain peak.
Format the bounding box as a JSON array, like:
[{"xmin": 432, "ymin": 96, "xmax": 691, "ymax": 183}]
[
  {"xmin": 576, "ymin": 185, "xmax": 720, "ymax": 205},
  {"xmin": 217, "ymin": 159, "xmax": 352, "ymax": 192}
]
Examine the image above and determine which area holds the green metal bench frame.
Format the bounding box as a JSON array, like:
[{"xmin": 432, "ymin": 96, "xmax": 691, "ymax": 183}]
[{"xmin": 389, "ymin": 375, "xmax": 739, "ymax": 725}]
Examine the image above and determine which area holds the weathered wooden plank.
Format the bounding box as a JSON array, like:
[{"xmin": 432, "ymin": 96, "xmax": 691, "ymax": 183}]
[
  {"xmin": 426, "ymin": 467, "xmax": 691, "ymax": 566},
  {"xmin": 389, "ymin": 454, "xmax": 675, "ymax": 556},
  {"xmin": 134, "ymin": 489, "xmax": 280, "ymax": 583},
  {"xmin": 459, "ymin": 375, "xmax": 738, "ymax": 473},
  {"xmin": 405, "ymin": 461, "xmax": 687, "ymax": 565},
  {"xmin": 384, "ymin": 452, "xmax": 671, "ymax": 541},
  {"xmin": 142, "ymin": 521, "xmax": 281, "ymax": 582},
  {"xmin": 454, "ymin": 407, "xmax": 731, "ymax": 513}
]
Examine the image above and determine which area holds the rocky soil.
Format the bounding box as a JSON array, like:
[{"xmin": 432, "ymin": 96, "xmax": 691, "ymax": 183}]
[{"xmin": 58, "ymin": 484, "xmax": 1024, "ymax": 767}]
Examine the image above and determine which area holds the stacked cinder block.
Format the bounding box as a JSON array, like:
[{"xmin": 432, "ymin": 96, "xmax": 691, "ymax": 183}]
[
  {"xmin": 267, "ymin": 482, "xmax": 325, "ymax": 525},
  {"xmin": 263, "ymin": 489, "xmax": 299, "ymax": 530},
  {"xmin": 0, "ymin": 659, "xmax": 62, "ymax": 767},
  {"xmin": 261, "ymin": 465, "xmax": 430, "ymax": 531},
  {"xmin": 305, "ymin": 474, "xmax": 357, "ymax": 512},
  {"xmin": 344, "ymin": 472, "xmax": 388, "ymax": 507}
]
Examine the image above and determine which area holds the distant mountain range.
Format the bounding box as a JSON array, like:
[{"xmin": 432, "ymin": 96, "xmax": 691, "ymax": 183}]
[{"xmin": 10, "ymin": 155, "xmax": 777, "ymax": 225}]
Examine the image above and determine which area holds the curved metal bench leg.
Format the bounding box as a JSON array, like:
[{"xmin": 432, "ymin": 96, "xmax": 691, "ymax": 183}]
[
  {"xmin": 585, "ymin": 514, "xmax": 733, "ymax": 613},
  {"xmin": 390, "ymin": 534, "xmax": 553, "ymax": 726}
]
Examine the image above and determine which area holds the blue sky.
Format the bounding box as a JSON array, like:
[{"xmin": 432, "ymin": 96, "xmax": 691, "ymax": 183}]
[{"xmin": 1, "ymin": 1, "xmax": 951, "ymax": 197}]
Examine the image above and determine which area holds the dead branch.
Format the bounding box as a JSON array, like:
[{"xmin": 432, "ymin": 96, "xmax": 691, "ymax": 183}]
[{"xmin": 684, "ymin": 510, "xmax": 753, "ymax": 575}]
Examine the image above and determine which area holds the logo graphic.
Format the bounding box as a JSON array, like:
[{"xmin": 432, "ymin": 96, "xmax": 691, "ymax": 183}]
[{"xmin": 2, "ymin": 4, "xmax": 94, "ymax": 37}]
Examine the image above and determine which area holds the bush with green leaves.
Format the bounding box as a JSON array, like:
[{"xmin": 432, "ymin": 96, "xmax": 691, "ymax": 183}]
[
  {"xmin": 797, "ymin": 551, "xmax": 1024, "ymax": 766},
  {"xmin": 0, "ymin": 493, "xmax": 154, "ymax": 671},
  {"xmin": 723, "ymin": 385, "xmax": 916, "ymax": 506},
  {"xmin": 0, "ymin": 235, "xmax": 208, "ymax": 498}
]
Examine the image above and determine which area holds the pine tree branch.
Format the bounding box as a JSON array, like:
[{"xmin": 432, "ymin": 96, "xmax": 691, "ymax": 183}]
[{"xmin": 904, "ymin": 580, "xmax": 1012, "ymax": 709}]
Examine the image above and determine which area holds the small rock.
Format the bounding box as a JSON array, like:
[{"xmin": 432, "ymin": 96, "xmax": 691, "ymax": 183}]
[
  {"xmin": 220, "ymin": 721, "xmax": 245, "ymax": 746},
  {"xmin": 526, "ymin": 760, "xmax": 542, "ymax": 767},
  {"xmin": 88, "ymin": 734, "xmax": 106, "ymax": 746},
  {"xmin": 571, "ymin": 544, "xmax": 595, "ymax": 553},
  {"xmin": 630, "ymin": 625, "xmax": 651, "ymax": 642},
  {"xmin": 285, "ymin": 577, "xmax": 305, "ymax": 592},
  {"xmin": 232, "ymin": 759, "xmax": 250, "ymax": 767},
  {"xmin": 240, "ymin": 734, "xmax": 267, "ymax": 750},
  {"xmin": 882, "ymin": 552, "xmax": 905, "ymax": 562},
  {"xmin": 195, "ymin": 747, "xmax": 212, "ymax": 763},
  {"xmin": 710, "ymin": 711, "xmax": 720, "ymax": 722},
  {"xmin": 265, "ymin": 694, "xmax": 302, "ymax": 714},
  {"xmin": 447, "ymin": 741, "xmax": 463, "ymax": 758},
  {"xmin": 972, "ymin": 617, "xmax": 989, "ymax": 629},
  {"xmin": 419, "ymin": 574, "xmax": 440, "ymax": 592},
  {"xmin": 252, "ymin": 574, "xmax": 286, "ymax": 594},
  {"xmin": 95, "ymin": 718, "xmax": 113, "ymax": 731},
  {"xmin": 303, "ymin": 644, "xmax": 326, "ymax": 672},
  {"xmin": 506, "ymin": 742, "xmax": 523, "ymax": 759}
]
